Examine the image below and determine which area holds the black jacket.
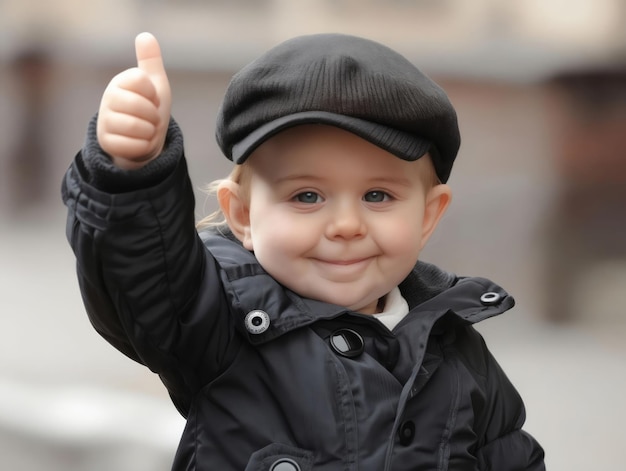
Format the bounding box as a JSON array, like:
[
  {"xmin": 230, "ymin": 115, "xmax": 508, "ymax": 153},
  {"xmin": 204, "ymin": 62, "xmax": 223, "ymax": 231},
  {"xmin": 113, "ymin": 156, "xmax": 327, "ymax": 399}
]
[{"xmin": 62, "ymin": 118, "xmax": 545, "ymax": 470}]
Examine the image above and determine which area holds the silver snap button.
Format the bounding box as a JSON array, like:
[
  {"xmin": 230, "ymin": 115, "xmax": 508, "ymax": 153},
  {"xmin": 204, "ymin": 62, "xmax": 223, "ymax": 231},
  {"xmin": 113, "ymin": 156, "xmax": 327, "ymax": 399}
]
[
  {"xmin": 270, "ymin": 458, "xmax": 301, "ymax": 471},
  {"xmin": 245, "ymin": 310, "xmax": 270, "ymax": 334},
  {"xmin": 480, "ymin": 292, "xmax": 502, "ymax": 306}
]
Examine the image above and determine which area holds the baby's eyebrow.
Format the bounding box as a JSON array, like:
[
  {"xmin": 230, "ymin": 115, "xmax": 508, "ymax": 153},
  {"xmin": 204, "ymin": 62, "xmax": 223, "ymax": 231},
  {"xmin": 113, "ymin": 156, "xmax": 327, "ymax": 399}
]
[
  {"xmin": 272, "ymin": 174, "xmax": 414, "ymax": 187},
  {"xmin": 367, "ymin": 176, "xmax": 413, "ymax": 187},
  {"xmin": 272, "ymin": 174, "xmax": 324, "ymax": 184}
]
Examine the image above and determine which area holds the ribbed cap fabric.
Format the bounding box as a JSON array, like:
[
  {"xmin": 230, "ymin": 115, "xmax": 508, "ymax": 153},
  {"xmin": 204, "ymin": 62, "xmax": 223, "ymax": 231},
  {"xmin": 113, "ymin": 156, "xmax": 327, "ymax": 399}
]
[{"xmin": 216, "ymin": 33, "xmax": 460, "ymax": 182}]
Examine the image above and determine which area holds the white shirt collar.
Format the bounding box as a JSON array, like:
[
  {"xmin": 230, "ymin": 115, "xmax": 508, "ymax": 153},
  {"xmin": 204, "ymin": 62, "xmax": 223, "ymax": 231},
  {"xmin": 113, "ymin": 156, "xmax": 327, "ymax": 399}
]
[{"xmin": 373, "ymin": 287, "xmax": 409, "ymax": 331}]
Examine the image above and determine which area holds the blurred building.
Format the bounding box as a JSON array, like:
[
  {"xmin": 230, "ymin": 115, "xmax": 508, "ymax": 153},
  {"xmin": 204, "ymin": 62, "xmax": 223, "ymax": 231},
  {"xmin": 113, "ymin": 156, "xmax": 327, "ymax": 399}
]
[
  {"xmin": 543, "ymin": 65, "xmax": 626, "ymax": 322},
  {"xmin": 1, "ymin": 0, "xmax": 624, "ymax": 75}
]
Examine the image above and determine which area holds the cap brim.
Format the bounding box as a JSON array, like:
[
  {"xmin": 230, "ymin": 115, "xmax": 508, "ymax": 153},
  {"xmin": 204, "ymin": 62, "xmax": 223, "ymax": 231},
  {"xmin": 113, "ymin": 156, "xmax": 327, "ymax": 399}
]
[{"xmin": 231, "ymin": 111, "xmax": 432, "ymax": 164}]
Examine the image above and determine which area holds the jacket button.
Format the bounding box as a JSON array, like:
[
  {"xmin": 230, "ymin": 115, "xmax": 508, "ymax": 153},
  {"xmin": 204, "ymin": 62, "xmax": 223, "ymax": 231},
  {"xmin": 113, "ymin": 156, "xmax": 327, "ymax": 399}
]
[
  {"xmin": 270, "ymin": 458, "xmax": 301, "ymax": 471},
  {"xmin": 330, "ymin": 328, "xmax": 364, "ymax": 358},
  {"xmin": 398, "ymin": 420, "xmax": 415, "ymax": 446},
  {"xmin": 480, "ymin": 291, "xmax": 502, "ymax": 306},
  {"xmin": 245, "ymin": 310, "xmax": 270, "ymax": 334}
]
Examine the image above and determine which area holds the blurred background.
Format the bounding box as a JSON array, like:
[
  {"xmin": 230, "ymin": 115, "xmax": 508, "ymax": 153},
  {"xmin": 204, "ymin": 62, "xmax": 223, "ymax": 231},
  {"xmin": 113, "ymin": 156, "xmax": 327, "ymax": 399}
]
[{"xmin": 0, "ymin": 0, "xmax": 624, "ymax": 469}]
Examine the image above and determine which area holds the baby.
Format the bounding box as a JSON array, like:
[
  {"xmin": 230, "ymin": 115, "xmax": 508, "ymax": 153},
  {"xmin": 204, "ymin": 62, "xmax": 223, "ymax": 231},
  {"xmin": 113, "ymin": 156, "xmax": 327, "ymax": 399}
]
[{"xmin": 62, "ymin": 32, "xmax": 545, "ymax": 470}]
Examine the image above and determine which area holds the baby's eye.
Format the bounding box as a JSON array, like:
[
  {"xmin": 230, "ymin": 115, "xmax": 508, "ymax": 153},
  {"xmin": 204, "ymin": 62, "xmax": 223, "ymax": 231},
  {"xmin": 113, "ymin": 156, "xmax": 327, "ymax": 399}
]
[
  {"xmin": 294, "ymin": 191, "xmax": 322, "ymax": 204},
  {"xmin": 363, "ymin": 191, "xmax": 390, "ymax": 203}
]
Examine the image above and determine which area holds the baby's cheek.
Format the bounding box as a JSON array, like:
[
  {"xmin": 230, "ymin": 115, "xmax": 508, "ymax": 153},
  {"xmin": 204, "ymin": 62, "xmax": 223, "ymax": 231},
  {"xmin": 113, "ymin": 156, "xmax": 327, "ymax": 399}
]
[
  {"xmin": 253, "ymin": 237, "xmax": 293, "ymax": 272},
  {"xmin": 382, "ymin": 225, "xmax": 421, "ymax": 253}
]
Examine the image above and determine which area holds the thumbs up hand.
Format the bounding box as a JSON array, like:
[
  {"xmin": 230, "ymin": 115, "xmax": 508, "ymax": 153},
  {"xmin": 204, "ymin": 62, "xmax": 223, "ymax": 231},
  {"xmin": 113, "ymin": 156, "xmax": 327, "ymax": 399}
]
[{"xmin": 97, "ymin": 33, "xmax": 172, "ymax": 169}]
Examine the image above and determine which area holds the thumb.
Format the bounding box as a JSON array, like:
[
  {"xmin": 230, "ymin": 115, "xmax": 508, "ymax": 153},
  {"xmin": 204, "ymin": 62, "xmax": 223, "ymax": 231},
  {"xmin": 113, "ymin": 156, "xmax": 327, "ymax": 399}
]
[
  {"xmin": 134, "ymin": 32, "xmax": 171, "ymax": 159},
  {"xmin": 135, "ymin": 32, "xmax": 171, "ymax": 112},
  {"xmin": 135, "ymin": 32, "xmax": 166, "ymax": 79}
]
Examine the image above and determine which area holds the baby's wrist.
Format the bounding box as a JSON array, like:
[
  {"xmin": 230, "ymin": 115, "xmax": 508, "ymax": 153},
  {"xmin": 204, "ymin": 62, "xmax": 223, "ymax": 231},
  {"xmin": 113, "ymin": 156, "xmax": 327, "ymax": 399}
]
[
  {"xmin": 82, "ymin": 114, "xmax": 183, "ymax": 193},
  {"xmin": 111, "ymin": 153, "xmax": 158, "ymax": 170}
]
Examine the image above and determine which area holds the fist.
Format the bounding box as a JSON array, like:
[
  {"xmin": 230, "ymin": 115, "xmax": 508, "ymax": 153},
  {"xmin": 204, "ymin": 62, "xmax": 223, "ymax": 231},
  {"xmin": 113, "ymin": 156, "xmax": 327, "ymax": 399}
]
[{"xmin": 97, "ymin": 32, "xmax": 172, "ymax": 169}]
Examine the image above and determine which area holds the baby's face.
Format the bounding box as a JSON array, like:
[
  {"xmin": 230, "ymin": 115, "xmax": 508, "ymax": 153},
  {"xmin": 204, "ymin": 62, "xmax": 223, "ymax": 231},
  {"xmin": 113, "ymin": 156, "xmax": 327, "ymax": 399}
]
[{"xmin": 239, "ymin": 125, "xmax": 448, "ymax": 314}]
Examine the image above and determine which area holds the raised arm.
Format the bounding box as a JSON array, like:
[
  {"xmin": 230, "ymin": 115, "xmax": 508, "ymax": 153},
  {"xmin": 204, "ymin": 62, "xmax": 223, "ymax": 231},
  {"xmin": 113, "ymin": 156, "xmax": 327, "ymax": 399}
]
[{"xmin": 62, "ymin": 34, "xmax": 236, "ymax": 416}]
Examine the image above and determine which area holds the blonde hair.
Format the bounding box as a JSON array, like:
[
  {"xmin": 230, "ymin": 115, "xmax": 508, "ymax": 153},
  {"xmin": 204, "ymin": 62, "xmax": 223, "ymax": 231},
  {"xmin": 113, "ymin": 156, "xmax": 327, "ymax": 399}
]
[
  {"xmin": 418, "ymin": 153, "xmax": 442, "ymax": 188},
  {"xmin": 196, "ymin": 164, "xmax": 251, "ymax": 230}
]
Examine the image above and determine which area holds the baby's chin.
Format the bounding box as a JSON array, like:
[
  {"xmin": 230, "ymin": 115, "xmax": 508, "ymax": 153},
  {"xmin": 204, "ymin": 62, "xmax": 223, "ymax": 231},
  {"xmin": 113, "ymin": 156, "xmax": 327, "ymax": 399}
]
[
  {"xmin": 269, "ymin": 270, "xmax": 390, "ymax": 315},
  {"xmin": 299, "ymin": 289, "xmax": 384, "ymax": 315},
  {"xmin": 346, "ymin": 297, "xmax": 385, "ymax": 315}
]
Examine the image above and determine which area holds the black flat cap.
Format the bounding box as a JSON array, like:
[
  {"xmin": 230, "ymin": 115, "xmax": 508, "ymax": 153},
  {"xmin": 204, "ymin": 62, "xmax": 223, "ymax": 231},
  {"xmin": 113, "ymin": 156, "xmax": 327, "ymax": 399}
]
[{"xmin": 216, "ymin": 33, "xmax": 461, "ymax": 182}]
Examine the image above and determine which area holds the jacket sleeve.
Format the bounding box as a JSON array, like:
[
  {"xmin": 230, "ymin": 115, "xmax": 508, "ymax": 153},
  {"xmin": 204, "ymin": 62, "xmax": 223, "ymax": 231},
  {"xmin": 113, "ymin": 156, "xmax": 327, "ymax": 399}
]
[
  {"xmin": 61, "ymin": 115, "xmax": 238, "ymax": 416},
  {"xmin": 473, "ymin": 332, "xmax": 546, "ymax": 470}
]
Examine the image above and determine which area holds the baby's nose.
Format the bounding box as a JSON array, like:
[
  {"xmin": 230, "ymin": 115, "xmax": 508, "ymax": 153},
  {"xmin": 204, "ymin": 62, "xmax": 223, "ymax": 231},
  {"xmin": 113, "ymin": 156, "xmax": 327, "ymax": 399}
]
[{"xmin": 325, "ymin": 202, "xmax": 366, "ymax": 239}]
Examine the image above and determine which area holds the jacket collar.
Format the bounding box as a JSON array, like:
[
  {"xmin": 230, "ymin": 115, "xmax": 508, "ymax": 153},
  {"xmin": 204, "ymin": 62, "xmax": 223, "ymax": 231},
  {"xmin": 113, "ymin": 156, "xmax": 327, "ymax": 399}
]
[{"xmin": 201, "ymin": 229, "xmax": 515, "ymax": 345}]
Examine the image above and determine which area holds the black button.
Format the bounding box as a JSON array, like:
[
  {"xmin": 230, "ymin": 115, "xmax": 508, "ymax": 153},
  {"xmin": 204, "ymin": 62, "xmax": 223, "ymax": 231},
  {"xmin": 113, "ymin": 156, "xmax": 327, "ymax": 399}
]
[
  {"xmin": 398, "ymin": 420, "xmax": 415, "ymax": 446},
  {"xmin": 270, "ymin": 458, "xmax": 301, "ymax": 471},
  {"xmin": 330, "ymin": 329, "xmax": 364, "ymax": 358}
]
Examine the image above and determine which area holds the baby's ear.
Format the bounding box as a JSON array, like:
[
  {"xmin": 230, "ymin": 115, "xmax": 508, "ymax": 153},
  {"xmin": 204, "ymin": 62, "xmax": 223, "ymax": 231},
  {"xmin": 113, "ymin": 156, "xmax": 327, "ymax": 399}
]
[
  {"xmin": 217, "ymin": 180, "xmax": 253, "ymax": 250},
  {"xmin": 420, "ymin": 184, "xmax": 452, "ymax": 251}
]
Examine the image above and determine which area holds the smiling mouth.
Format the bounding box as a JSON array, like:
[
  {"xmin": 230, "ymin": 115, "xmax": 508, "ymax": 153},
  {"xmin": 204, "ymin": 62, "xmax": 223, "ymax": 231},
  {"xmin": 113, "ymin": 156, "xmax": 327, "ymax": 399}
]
[
  {"xmin": 310, "ymin": 257, "xmax": 374, "ymax": 281},
  {"xmin": 315, "ymin": 257, "xmax": 371, "ymax": 266}
]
